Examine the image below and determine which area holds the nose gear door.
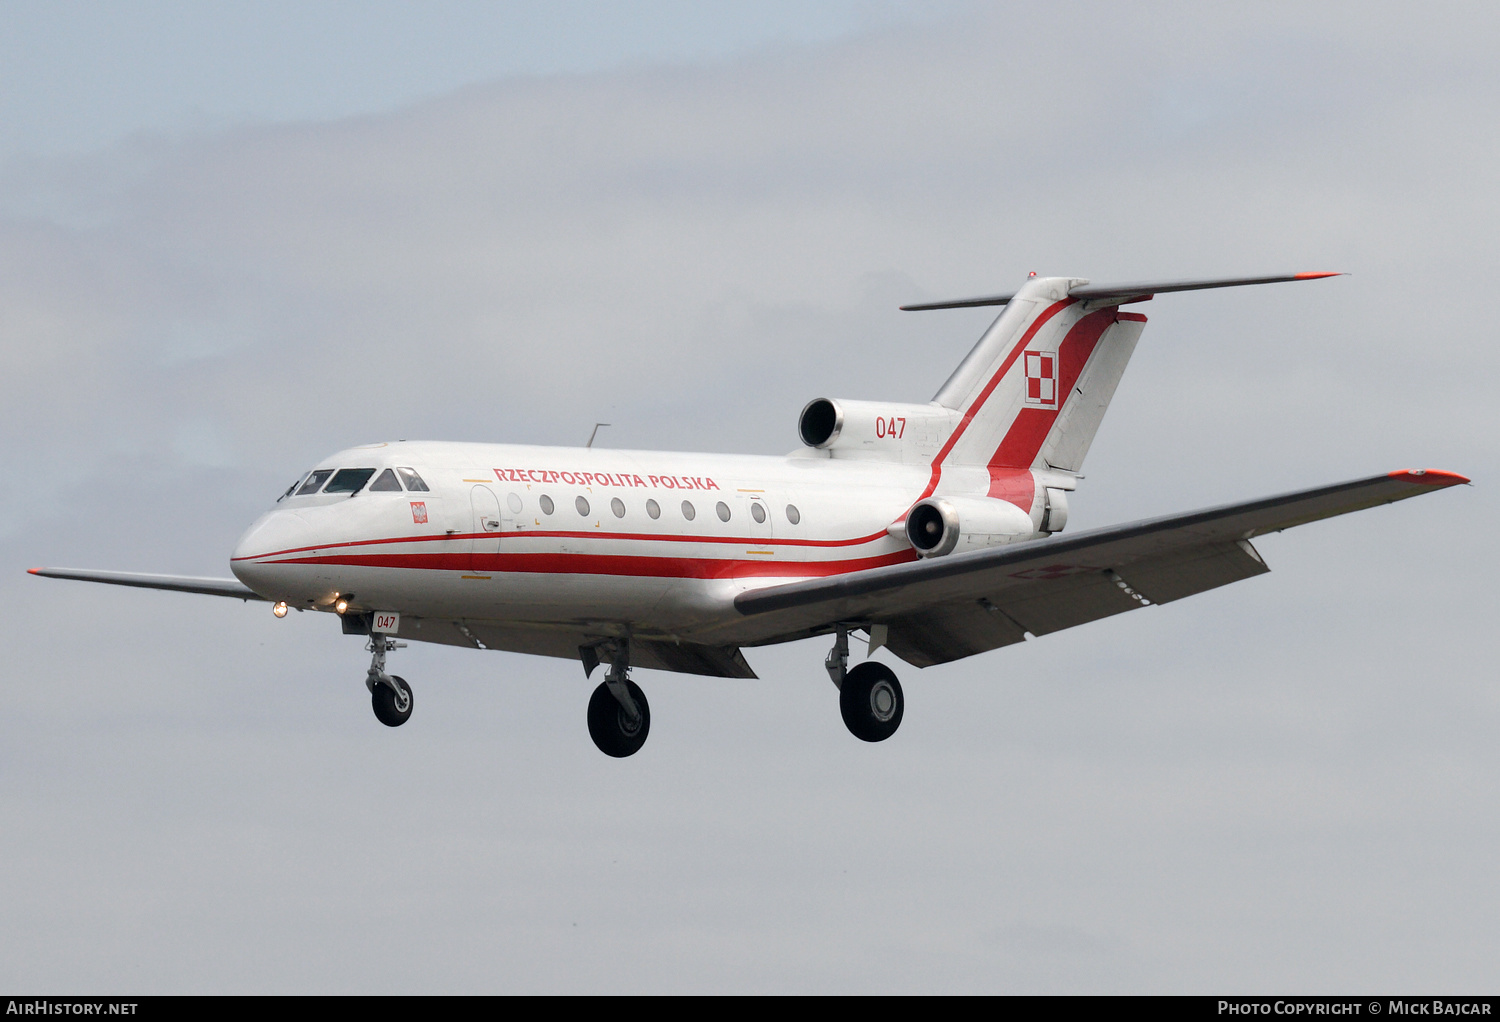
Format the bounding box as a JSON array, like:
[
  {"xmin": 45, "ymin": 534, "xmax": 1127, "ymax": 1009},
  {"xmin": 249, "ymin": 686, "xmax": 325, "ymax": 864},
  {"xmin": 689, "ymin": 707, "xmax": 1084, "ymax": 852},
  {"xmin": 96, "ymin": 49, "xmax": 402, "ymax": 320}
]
[{"xmin": 470, "ymin": 485, "xmax": 502, "ymax": 572}]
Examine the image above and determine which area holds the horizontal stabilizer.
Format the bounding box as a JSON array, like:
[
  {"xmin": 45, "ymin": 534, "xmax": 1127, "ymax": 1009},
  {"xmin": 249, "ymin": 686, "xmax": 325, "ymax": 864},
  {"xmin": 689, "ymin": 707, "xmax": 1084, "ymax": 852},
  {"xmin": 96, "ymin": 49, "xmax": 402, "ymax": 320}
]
[
  {"xmin": 28, "ymin": 567, "xmax": 266, "ymax": 600},
  {"xmin": 900, "ymin": 272, "xmax": 1341, "ymax": 311}
]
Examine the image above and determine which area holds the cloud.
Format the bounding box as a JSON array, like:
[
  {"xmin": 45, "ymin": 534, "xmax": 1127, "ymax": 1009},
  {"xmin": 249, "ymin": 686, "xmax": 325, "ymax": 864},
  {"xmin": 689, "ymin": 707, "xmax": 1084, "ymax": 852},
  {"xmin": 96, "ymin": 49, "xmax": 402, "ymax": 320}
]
[{"xmin": 2, "ymin": 2, "xmax": 1497, "ymax": 991}]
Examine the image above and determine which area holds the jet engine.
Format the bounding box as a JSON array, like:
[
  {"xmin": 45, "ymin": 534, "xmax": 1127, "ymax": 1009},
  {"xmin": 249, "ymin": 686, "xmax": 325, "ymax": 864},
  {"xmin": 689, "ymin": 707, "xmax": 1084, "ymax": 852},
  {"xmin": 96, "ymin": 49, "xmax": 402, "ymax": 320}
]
[
  {"xmin": 798, "ymin": 398, "xmax": 960, "ymax": 463},
  {"xmin": 904, "ymin": 496, "xmax": 1038, "ymax": 557}
]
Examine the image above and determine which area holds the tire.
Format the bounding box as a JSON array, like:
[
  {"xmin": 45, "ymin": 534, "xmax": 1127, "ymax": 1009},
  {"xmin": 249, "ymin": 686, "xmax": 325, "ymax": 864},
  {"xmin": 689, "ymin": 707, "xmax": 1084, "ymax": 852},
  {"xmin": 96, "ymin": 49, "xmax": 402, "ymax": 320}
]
[
  {"xmin": 587, "ymin": 680, "xmax": 650, "ymax": 757},
  {"xmin": 840, "ymin": 661, "xmax": 903, "ymax": 742},
  {"xmin": 372, "ymin": 675, "xmax": 413, "ymax": 727}
]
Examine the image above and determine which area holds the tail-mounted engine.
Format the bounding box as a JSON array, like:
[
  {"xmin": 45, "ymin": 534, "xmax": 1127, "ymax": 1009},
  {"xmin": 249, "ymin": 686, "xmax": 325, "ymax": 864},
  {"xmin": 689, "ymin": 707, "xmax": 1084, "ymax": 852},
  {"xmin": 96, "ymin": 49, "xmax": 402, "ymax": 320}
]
[
  {"xmin": 904, "ymin": 496, "xmax": 1038, "ymax": 557},
  {"xmin": 799, "ymin": 398, "xmax": 959, "ymax": 463}
]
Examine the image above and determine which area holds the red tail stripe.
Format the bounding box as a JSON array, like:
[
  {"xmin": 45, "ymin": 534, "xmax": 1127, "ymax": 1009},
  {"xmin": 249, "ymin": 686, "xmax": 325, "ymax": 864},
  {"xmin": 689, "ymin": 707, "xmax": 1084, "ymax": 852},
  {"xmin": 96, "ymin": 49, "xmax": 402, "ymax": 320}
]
[
  {"xmin": 986, "ymin": 467, "xmax": 1035, "ymax": 509},
  {"xmin": 987, "ymin": 308, "xmax": 1118, "ymax": 470},
  {"xmin": 914, "ymin": 297, "xmax": 1077, "ymax": 505}
]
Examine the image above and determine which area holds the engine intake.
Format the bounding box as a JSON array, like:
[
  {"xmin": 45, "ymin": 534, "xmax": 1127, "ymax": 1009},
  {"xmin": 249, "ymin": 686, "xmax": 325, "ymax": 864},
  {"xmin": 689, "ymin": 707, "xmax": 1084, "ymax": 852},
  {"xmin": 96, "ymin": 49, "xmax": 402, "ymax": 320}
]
[
  {"xmin": 904, "ymin": 496, "xmax": 1036, "ymax": 557},
  {"xmin": 799, "ymin": 398, "xmax": 842, "ymax": 448}
]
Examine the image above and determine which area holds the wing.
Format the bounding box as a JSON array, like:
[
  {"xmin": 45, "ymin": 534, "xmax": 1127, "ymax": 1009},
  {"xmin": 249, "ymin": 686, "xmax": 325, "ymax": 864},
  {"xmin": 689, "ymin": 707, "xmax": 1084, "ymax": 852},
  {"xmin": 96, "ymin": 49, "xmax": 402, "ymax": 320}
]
[
  {"xmin": 734, "ymin": 470, "xmax": 1468, "ymax": 667},
  {"xmin": 28, "ymin": 567, "xmax": 266, "ymax": 600},
  {"xmin": 898, "ymin": 271, "xmax": 1341, "ymax": 311},
  {"xmin": 398, "ymin": 616, "xmax": 758, "ymax": 679}
]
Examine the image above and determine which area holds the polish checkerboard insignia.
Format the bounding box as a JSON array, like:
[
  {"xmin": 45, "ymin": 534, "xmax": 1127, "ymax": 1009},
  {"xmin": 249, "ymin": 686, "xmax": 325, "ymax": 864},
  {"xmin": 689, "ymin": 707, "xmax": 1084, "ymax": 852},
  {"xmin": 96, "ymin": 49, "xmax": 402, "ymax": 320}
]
[{"xmin": 1024, "ymin": 350, "xmax": 1058, "ymax": 408}]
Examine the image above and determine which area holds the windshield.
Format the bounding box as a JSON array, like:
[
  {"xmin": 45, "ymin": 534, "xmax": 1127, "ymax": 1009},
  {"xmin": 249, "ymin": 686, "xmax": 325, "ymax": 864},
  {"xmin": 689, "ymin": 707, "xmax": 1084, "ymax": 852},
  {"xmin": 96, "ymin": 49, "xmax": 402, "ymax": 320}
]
[
  {"xmin": 324, "ymin": 468, "xmax": 377, "ymax": 495},
  {"xmin": 295, "ymin": 469, "xmax": 335, "ymax": 495},
  {"xmin": 369, "ymin": 468, "xmax": 402, "ymax": 491},
  {"xmin": 396, "ymin": 467, "xmax": 430, "ymax": 492}
]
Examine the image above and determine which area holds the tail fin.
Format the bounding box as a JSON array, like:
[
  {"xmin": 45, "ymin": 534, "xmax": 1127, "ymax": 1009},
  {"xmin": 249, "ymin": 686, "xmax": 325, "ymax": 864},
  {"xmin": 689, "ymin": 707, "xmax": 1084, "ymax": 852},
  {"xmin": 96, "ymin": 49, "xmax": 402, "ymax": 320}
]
[
  {"xmin": 928, "ymin": 275, "xmax": 1143, "ymax": 475},
  {"xmin": 916, "ymin": 271, "xmax": 1340, "ymax": 476}
]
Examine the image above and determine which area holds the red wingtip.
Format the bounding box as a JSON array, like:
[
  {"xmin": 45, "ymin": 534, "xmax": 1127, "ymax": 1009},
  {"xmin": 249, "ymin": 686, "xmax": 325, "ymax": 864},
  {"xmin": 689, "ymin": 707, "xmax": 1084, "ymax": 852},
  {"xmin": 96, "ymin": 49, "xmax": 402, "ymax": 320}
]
[
  {"xmin": 27, "ymin": 568, "xmax": 41, "ymax": 574},
  {"xmin": 1388, "ymin": 469, "xmax": 1470, "ymax": 486},
  {"xmin": 1294, "ymin": 271, "xmax": 1343, "ymax": 280}
]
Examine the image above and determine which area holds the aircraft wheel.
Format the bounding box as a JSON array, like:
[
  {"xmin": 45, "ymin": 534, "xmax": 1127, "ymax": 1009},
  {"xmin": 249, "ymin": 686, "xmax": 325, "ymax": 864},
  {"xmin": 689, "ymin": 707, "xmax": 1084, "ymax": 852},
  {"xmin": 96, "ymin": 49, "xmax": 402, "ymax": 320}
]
[
  {"xmin": 372, "ymin": 675, "xmax": 414, "ymax": 727},
  {"xmin": 840, "ymin": 661, "xmax": 903, "ymax": 742},
  {"xmin": 588, "ymin": 680, "xmax": 650, "ymax": 757}
]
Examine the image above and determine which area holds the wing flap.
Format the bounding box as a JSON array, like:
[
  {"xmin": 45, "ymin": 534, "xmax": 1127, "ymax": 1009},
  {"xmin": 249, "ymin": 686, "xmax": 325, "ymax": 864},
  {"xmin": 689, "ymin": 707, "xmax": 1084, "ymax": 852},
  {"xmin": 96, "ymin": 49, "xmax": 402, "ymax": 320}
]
[
  {"xmin": 998, "ymin": 571, "xmax": 1141, "ymax": 636},
  {"xmin": 1121, "ymin": 541, "xmax": 1270, "ymax": 605},
  {"xmin": 884, "ymin": 602, "xmax": 1028, "ymax": 667}
]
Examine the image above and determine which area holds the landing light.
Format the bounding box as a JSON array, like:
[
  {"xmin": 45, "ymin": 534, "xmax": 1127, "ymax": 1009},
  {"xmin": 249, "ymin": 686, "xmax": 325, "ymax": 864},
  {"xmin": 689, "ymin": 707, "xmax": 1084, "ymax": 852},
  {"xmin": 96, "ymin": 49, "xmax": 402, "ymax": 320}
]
[
  {"xmin": 272, "ymin": 601, "xmax": 288, "ymax": 618},
  {"xmin": 334, "ymin": 596, "xmax": 349, "ymax": 615}
]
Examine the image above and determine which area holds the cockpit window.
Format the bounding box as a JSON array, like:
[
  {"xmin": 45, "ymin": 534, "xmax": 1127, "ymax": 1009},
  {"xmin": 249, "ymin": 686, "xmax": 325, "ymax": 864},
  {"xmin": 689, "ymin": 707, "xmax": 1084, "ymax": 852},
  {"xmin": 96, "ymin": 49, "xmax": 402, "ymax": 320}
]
[
  {"xmin": 396, "ymin": 467, "xmax": 430, "ymax": 492},
  {"xmin": 324, "ymin": 468, "xmax": 376, "ymax": 495},
  {"xmin": 369, "ymin": 468, "xmax": 403, "ymax": 492},
  {"xmin": 296, "ymin": 469, "xmax": 335, "ymax": 495}
]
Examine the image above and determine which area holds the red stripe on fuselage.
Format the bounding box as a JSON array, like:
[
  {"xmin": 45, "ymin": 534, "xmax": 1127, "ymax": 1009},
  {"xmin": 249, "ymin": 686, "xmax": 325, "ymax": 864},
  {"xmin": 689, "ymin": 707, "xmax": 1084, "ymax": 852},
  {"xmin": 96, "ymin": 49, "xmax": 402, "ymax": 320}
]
[
  {"xmin": 232, "ymin": 525, "xmax": 894, "ymax": 563},
  {"xmin": 260, "ymin": 548, "xmax": 917, "ymax": 579}
]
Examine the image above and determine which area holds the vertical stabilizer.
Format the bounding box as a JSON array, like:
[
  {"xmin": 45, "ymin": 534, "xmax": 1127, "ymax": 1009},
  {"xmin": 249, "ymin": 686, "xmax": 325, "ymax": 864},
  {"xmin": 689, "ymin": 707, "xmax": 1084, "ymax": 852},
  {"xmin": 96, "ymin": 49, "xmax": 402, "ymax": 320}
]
[{"xmin": 930, "ymin": 275, "xmax": 1146, "ymax": 475}]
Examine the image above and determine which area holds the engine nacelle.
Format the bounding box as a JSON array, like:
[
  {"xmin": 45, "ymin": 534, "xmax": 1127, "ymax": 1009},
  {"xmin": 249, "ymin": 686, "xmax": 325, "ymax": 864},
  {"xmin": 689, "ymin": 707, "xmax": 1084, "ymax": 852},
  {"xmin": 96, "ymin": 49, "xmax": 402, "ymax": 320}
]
[
  {"xmin": 904, "ymin": 496, "xmax": 1038, "ymax": 557},
  {"xmin": 799, "ymin": 398, "xmax": 959, "ymax": 463}
]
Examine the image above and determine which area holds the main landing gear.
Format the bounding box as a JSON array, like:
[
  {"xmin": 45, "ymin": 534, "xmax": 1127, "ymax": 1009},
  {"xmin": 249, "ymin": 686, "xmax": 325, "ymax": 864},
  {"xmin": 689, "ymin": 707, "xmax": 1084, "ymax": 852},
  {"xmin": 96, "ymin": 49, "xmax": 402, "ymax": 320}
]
[
  {"xmin": 585, "ymin": 638, "xmax": 651, "ymax": 757},
  {"xmin": 366, "ymin": 632, "xmax": 413, "ymax": 727},
  {"xmin": 826, "ymin": 625, "xmax": 904, "ymax": 742}
]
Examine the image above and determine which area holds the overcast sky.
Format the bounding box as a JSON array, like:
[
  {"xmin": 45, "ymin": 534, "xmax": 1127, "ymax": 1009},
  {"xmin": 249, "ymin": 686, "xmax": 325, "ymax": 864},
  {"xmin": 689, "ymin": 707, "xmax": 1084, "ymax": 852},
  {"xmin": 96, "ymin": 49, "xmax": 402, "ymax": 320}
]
[{"xmin": 2, "ymin": 0, "xmax": 1497, "ymax": 994}]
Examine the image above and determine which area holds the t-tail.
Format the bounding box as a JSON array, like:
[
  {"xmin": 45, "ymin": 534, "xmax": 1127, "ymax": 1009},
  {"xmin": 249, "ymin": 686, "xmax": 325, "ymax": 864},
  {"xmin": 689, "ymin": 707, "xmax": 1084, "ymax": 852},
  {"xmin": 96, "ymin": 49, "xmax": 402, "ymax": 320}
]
[
  {"xmin": 905, "ymin": 272, "xmax": 1342, "ymax": 510},
  {"xmin": 795, "ymin": 272, "xmax": 1340, "ymax": 527}
]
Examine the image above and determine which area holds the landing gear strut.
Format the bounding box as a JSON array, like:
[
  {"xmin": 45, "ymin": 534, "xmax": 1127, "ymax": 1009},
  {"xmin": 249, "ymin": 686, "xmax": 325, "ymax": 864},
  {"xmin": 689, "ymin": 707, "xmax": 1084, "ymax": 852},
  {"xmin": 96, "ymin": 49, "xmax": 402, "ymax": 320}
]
[
  {"xmin": 586, "ymin": 638, "xmax": 650, "ymax": 757},
  {"xmin": 828, "ymin": 625, "xmax": 904, "ymax": 742},
  {"xmin": 365, "ymin": 632, "xmax": 413, "ymax": 727}
]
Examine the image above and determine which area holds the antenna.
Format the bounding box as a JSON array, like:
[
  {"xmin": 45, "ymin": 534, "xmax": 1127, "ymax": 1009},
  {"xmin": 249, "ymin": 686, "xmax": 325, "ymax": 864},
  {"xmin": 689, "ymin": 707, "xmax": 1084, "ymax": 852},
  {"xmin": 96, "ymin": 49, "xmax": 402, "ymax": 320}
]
[{"xmin": 586, "ymin": 423, "xmax": 611, "ymax": 449}]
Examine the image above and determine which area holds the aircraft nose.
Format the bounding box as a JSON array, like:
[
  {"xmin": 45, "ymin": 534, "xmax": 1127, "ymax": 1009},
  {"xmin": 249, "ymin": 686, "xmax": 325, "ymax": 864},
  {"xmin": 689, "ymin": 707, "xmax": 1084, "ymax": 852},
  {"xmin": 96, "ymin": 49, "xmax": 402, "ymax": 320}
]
[{"xmin": 230, "ymin": 510, "xmax": 313, "ymax": 595}]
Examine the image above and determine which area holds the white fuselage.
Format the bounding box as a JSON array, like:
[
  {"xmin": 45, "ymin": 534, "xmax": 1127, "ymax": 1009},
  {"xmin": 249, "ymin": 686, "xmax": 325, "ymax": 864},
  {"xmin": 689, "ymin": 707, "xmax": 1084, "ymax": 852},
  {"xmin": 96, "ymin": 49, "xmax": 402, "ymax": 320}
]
[{"xmin": 230, "ymin": 440, "xmax": 1050, "ymax": 647}]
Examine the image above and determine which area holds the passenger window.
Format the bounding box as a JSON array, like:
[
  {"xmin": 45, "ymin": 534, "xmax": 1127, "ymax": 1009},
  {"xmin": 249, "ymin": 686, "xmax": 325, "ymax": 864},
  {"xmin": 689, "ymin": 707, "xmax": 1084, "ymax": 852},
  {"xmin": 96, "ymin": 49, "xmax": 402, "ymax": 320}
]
[
  {"xmin": 539, "ymin": 495, "xmax": 555, "ymax": 515},
  {"xmin": 325, "ymin": 468, "xmax": 376, "ymax": 495},
  {"xmin": 681, "ymin": 500, "xmax": 696, "ymax": 521},
  {"xmin": 576, "ymin": 496, "xmax": 590, "ymax": 516},
  {"xmin": 751, "ymin": 502, "xmax": 766, "ymax": 524},
  {"xmin": 716, "ymin": 501, "xmax": 731, "ymax": 522},
  {"xmin": 611, "ymin": 497, "xmax": 626, "ymax": 518},
  {"xmin": 646, "ymin": 498, "xmax": 661, "ymax": 519},
  {"xmin": 369, "ymin": 469, "xmax": 402, "ymax": 492},
  {"xmin": 507, "ymin": 493, "xmax": 523, "ymax": 514},
  {"xmin": 396, "ymin": 467, "xmax": 430, "ymax": 492},
  {"xmin": 785, "ymin": 504, "xmax": 801, "ymax": 525},
  {"xmin": 296, "ymin": 469, "xmax": 334, "ymax": 495}
]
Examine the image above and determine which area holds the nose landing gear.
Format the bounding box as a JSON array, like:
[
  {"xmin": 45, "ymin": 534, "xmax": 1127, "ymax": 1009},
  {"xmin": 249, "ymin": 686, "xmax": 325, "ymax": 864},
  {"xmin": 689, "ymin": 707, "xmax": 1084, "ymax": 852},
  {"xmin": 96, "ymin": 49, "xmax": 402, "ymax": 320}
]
[
  {"xmin": 365, "ymin": 633, "xmax": 413, "ymax": 727},
  {"xmin": 586, "ymin": 638, "xmax": 650, "ymax": 757}
]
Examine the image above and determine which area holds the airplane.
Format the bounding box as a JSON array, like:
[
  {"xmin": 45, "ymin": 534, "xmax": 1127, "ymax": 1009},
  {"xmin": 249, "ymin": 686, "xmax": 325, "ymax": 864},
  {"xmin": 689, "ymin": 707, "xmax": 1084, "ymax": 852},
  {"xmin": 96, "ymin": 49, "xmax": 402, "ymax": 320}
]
[{"xmin": 30, "ymin": 272, "xmax": 1469, "ymax": 757}]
